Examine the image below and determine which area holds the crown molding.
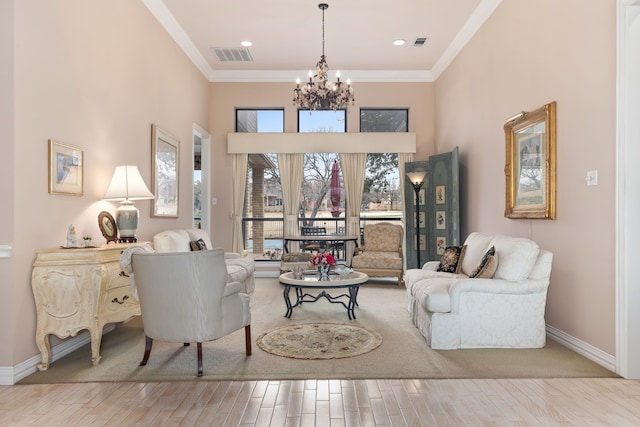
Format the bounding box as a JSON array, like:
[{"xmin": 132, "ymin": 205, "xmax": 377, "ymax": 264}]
[
  {"xmin": 432, "ymin": 0, "xmax": 503, "ymax": 79},
  {"xmin": 143, "ymin": 0, "xmax": 501, "ymax": 83},
  {"xmin": 141, "ymin": 0, "xmax": 215, "ymax": 80},
  {"xmin": 210, "ymin": 70, "xmax": 434, "ymax": 83}
]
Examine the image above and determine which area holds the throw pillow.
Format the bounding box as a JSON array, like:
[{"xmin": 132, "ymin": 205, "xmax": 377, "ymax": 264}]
[
  {"xmin": 469, "ymin": 246, "xmax": 498, "ymax": 278},
  {"xmin": 436, "ymin": 245, "xmax": 467, "ymax": 274},
  {"xmin": 189, "ymin": 238, "xmax": 208, "ymax": 251}
]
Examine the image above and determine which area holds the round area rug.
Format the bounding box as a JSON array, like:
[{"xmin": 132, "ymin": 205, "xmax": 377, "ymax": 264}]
[{"xmin": 257, "ymin": 323, "xmax": 382, "ymax": 360}]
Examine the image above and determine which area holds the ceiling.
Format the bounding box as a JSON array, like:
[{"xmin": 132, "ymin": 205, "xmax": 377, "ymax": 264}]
[{"xmin": 142, "ymin": 0, "xmax": 501, "ymax": 83}]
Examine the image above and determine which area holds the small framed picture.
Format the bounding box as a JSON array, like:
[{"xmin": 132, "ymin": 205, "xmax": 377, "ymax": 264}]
[
  {"xmin": 436, "ymin": 236, "xmax": 447, "ymax": 255},
  {"xmin": 48, "ymin": 140, "xmax": 83, "ymax": 196},
  {"xmin": 436, "ymin": 185, "xmax": 445, "ymax": 204},
  {"xmin": 436, "ymin": 211, "xmax": 446, "ymax": 229},
  {"xmin": 414, "ymin": 234, "xmax": 426, "ymax": 251},
  {"xmin": 413, "ymin": 211, "xmax": 426, "ymax": 228}
]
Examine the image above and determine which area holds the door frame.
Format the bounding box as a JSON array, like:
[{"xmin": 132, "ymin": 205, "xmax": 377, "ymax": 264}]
[{"xmin": 616, "ymin": 0, "xmax": 640, "ymax": 379}]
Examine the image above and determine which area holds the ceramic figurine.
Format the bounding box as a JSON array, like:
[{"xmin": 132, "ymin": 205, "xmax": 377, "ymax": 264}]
[{"xmin": 67, "ymin": 225, "xmax": 79, "ymax": 247}]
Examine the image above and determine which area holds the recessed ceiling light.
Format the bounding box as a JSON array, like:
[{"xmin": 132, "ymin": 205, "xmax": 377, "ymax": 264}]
[
  {"xmin": 393, "ymin": 39, "xmax": 406, "ymax": 46},
  {"xmin": 241, "ymin": 41, "xmax": 252, "ymax": 47}
]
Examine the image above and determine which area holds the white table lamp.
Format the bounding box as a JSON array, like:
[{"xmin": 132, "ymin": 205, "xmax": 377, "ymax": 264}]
[{"xmin": 104, "ymin": 165, "xmax": 154, "ymax": 241}]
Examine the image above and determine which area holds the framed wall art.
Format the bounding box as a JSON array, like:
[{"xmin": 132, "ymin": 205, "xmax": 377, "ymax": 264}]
[
  {"xmin": 48, "ymin": 139, "xmax": 84, "ymax": 196},
  {"xmin": 504, "ymin": 101, "xmax": 557, "ymax": 219},
  {"xmin": 151, "ymin": 124, "xmax": 180, "ymax": 218}
]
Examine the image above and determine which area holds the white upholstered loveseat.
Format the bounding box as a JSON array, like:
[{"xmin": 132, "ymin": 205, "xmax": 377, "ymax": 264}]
[
  {"xmin": 404, "ymin": 232, "xmax": 553, "ymax": 349},
  {"xmin": 152, "ymin": 228, "xmax": 255, "ymax": 295}
]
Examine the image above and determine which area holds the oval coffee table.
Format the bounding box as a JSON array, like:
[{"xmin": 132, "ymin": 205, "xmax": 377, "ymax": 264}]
[{"xmin": 279, "ymin": 270, "xmax": 369, "ymax": 320}]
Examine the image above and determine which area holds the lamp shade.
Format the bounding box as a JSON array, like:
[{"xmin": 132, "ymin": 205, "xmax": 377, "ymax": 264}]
[
  {"xmin": 104, "ymin": 165, "xmax": 154, "ymax": 201},
  {"xmin": 406, "ymin": 171, "xmax": 427, "ymax": 186}
]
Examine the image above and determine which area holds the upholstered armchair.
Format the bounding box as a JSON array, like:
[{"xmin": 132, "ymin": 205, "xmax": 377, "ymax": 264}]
[
  {"xmin": 351, "ymin": 222, "xmax": 404, "ymax": 286},
  {"xmin": 131, "ymin": 248, "xmax": 251, "ymax": 377}
]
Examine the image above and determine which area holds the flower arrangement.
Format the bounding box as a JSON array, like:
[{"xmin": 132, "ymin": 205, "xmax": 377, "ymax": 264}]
[{"xmin": 311, "ymin": 252, "xmax": 335, "ymax": 266}]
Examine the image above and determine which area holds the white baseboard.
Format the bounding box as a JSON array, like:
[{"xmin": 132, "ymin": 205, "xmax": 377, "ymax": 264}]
[
  {"xmin": 546, "ymin": 324, "xmax": 617, "ymax": 374},
  {"xmin": 0, "ymin": 325, "xmax": 116, "ymax": 386}
]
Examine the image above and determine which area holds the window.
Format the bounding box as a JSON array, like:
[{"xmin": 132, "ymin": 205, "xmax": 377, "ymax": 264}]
[
  {"xmin": 297, "ymin": 110, "xmax": 345, "ymax": 233},
  {"xmin": 360, "ymin": 109, "xmax": 408, "ymax": 217},
  {"xmin": 360, "ymin": 108, "xmax": 408, "ymax": 132},
  {"xmin": 298, "ymin": 110, "xmax": 346, "ymax": 132},
  {"xmin": 236, "ymin": 108, "xmax": 284, "ymax": 132},
  {"xmin": 236, "ymin": 109, "xmax": 284, "ymax": 260}
]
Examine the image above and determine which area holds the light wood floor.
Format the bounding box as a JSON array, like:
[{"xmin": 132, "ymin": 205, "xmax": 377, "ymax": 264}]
[{"xmin": 2, "ymin": 378, "xmax": 640, "ymax": 426}]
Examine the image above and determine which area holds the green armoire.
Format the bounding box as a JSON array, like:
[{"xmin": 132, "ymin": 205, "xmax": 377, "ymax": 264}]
[{"xmin": 404, "ymin": 147, "xmax": 460, "ymax": 269}]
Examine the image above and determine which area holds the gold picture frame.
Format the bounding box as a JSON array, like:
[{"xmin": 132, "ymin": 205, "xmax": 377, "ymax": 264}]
[
  {"xmin": 504, "ymin": 101, "xmax": 556, "ymax": 219},
  {"xmin": 151, "ymin": 124, "xmax": 180, "ymax": 218},
  {"xmin": 48, "ymin": 139, "xmax": 84, "ymax": 196}
]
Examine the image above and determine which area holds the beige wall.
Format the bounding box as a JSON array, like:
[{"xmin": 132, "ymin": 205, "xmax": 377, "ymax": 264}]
[
  {"xmin": 434, "ymin": 0, "xmax": 616, "ymax": 353},
  {"xmin": 2, "ymin": 0, "xmax": 209, "ymax": 366},
  {"xmin": 207, "ymin": 82, "xmax": 435, "ymax": 251}
]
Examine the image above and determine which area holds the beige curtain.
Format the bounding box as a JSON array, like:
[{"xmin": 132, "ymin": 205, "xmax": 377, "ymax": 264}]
[
  {"xmin": 397, "ymin": 152, "xmax": 413, "ymax": 270},
  {"xmin": 231, "ymin": 154, "xmax": 248, "ymax": 254},
  {"xmin": 339, "ymin": 153, "xmax": 367, "ymax": 264},
  {"xmin": 278, "ymin": 153, "xmax": 304, "ymax": 252}
]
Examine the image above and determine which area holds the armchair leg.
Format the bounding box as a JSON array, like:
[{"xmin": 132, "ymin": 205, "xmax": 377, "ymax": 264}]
[
  {"xmin": 197, "ymin": 342, "xmax": 203, "ymax": 377},
  {"xmin": 245, "ymin": 325, "xmax": 252, "ymax": 356},
  {"xmin": 140, "ymin": 336, "xmax": 153, "ymax": 366}
]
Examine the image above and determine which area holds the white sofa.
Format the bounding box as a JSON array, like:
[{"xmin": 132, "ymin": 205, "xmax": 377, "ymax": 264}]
[
  {"xmin": 152, "ymin": 229, "xmax": 255, "ymax": 295},
  {"xmin": 404, "ymin": 232, "xmax": 553, "ymax": 349}
]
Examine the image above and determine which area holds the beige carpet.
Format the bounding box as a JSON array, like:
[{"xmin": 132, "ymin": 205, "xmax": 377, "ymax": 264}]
[{"xmin": 20, "ymin": 277, "xmax": 616, "ymax": 383}]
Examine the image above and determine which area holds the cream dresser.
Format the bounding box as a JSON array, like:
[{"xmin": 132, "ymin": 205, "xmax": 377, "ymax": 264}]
[{"xmin": 32, "ymin": 244, "xmax": 141, "ymax": 370}]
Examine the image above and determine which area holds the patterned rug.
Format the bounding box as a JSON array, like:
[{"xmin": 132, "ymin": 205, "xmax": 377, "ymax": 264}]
[{"xmin": 257, "ymin": 323, "xmax": 382, "ymax": 359}]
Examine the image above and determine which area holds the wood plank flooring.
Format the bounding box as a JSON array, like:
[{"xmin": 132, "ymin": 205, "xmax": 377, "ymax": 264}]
[{"xmin": 2, "ymin": 378, "xmax": 640, "ymax": 426}]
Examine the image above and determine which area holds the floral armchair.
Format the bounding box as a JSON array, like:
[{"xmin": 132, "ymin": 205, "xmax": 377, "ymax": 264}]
[{"xmin": 351, "ymin": 222, "xmax": 404, "ymax": 286}]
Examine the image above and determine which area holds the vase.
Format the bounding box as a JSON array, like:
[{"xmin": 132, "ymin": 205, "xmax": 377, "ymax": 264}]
[{"xmin": 317, "ymin": 264, "xmax": 331, "ymax": 280}]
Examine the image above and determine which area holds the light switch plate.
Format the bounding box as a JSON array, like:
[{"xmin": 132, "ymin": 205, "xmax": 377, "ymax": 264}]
[{"xmin": 586, "ymin": 170, "xmax": 598, "ymax": 186}]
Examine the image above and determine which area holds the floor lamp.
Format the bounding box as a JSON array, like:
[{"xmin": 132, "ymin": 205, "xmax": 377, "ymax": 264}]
[{"xmin": 406, "ymin": 171, "xmax": 427, "ymax": 268}]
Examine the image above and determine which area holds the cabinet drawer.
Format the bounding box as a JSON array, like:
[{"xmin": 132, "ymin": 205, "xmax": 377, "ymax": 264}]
[
  {"xmin": 102, "ymin": 286, "xmax": 138, "ymax": 315},
  {"xmin": 104, "ymin": 262, "xmax": 129, "ymax": 290}
]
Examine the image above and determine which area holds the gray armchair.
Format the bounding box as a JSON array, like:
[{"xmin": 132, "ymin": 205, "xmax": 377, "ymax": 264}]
[{"xmin": 131, "ymin": 248, "xmax": 251, "ymax": 377}]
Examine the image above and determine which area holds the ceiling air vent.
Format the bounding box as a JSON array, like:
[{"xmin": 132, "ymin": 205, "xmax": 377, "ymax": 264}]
[
  {"xmin": 414, "ymin": 37, "xmax": 428, "ymax": 47},
  {"xmin": 211, "ymin": 47, "xmax": 254, "ymax": 62}
]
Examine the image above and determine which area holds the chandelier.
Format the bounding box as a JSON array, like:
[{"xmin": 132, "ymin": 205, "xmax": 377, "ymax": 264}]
[{"xmin": 293, "ymin": 3, "xmax": 355, "ymax": 111}]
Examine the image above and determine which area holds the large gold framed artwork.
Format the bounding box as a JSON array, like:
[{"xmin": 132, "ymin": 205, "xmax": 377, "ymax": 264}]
[{"xmin": 504, "ymin": 101, "xmax": 556, "ymax": 219}]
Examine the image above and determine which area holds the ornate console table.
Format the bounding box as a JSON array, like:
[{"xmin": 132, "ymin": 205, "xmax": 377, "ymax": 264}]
[{"xmin": 31, "ymin": 244, "xmax": 141, "ymax": 370}]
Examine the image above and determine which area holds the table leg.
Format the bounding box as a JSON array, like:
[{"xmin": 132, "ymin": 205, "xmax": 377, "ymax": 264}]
[
  {"xmin": 296, "ymin": 287, "xmax": 304, "ymax": 304},
  {"xmin": 35, "ymin": 332, "xmax": 51, "ymax": 371},
  {"xmin": 347, "ymin": 285, "xmax": 358, "ymax": 320},
  {"xmin": 283, "ymin": 284, "xmax": 293, "ymax": 318}
]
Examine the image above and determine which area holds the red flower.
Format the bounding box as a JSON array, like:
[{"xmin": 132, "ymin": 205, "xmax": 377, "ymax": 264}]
[{"xmin": 311, "ymin": 252, "xmax": 335, "ymax": 266}]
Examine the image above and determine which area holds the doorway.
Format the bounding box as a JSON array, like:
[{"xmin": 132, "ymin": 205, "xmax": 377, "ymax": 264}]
[{"xmin": 193, "ymin": 124, "xmax": 210, "ymax": 233}]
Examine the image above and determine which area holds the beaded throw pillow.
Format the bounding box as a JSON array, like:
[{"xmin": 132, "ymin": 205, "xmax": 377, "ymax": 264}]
[
  {"xmin": 469, "ymin": 246, "xmax": 498, "ymax": 278},
  {"xmin": 437, "ymin": 245, "xmax": 467, "ymax": 274},
  {"xmin": 189, "ymin": 238, "xmax": 208, "ymax": 251}
]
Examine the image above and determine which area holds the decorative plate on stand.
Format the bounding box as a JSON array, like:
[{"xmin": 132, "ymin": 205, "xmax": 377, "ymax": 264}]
[{"xmin": 98, "ymin": 211, "xmax": 118, "ymax": 244}]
